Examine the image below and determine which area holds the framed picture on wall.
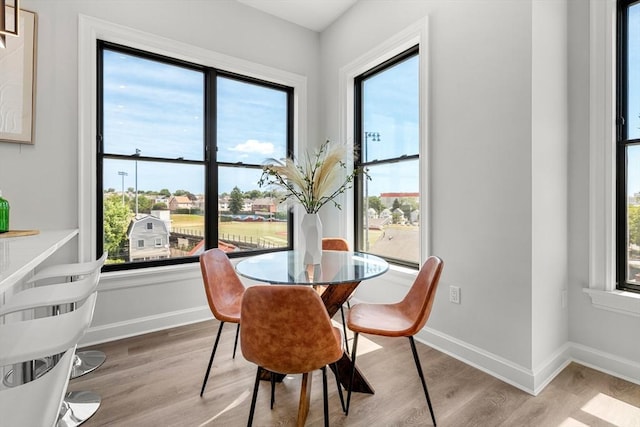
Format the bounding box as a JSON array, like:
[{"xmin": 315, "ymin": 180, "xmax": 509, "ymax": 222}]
[{"xmin": 0, "ymin": 8, "xmax": 36, "ymax": 144}]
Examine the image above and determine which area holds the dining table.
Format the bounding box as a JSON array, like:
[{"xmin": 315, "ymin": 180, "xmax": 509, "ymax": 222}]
[{"xmin": 235, "ymin": 249, "xmax": 389, "ymax": 425}]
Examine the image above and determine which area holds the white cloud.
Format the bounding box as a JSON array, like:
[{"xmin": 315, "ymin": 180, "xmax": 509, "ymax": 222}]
[{"xmin": 229, "ymin": 139, "xmax": 274, "ymax": 155}]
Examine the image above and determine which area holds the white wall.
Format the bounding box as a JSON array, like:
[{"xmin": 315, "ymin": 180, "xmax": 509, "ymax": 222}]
[{"xmin": 531, "ymin": 0, "xmax": 569, "ymax": 387}]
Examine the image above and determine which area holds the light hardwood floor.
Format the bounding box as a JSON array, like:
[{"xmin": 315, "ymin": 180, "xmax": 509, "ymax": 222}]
[{"xmin": 68, "ymin": 319, "xmax": 640, "ymax": 426}]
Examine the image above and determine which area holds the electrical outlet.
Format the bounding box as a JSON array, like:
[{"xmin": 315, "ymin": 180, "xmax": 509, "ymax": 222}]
[{"xmin": 449, "ymin": 286, "xmax": 460, "ymax": 304}]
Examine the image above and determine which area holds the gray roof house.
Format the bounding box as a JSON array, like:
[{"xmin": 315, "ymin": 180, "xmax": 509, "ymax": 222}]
[{"xmin": 127, "ymin": 214, "xmax": 171, "ymax": 262}]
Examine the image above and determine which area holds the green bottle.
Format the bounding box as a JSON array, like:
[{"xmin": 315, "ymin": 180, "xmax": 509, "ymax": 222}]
[{"xmin": 0, "ymin": 190, "xmax": 9, "ymax": 233}]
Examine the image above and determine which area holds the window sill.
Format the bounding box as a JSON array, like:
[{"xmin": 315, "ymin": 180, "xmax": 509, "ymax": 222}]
[{"xmin": 583, "ymin": 288, "xmax": 640, "ymax": 317}]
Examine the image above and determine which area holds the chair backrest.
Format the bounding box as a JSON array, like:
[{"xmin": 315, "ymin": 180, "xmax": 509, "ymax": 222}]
[
  {"xmin": 0, "ymin": 292, "xmax": 98, "ymax": 367},
  {"xmin": 27, "ymin": 251, "xmax": 108, "ymax": 284},
  {"xmin": 398, "ymin": 256, "xmax": 444, "ymax": 336},
  {"xmin": 240, "ymin": 285, "xmax": 343, "ymax": 374},
  {"xmin": 322, "ymin": 237, "xmax": 349, "ymax": 252},
  {"xmin": 199, "ymin": 248, "xmax": 245, "ymax": 321},
  {"xmin": 0, "ymin": 270, "xmax": 101, "ymax": 317}
]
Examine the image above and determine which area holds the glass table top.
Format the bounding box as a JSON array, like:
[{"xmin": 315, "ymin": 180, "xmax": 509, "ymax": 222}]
[{"xmin": 235, "ymin": 250, "xmax": 389, "ymax": 285}]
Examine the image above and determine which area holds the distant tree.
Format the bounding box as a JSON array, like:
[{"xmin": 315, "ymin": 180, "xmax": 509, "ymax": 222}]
[
  {"xmin": 245, "ymin": 189, "xmax": 262, "ymax": 200},
  {"xmin": 105, "ymin": 188, "xmax": 116, "ymax": 193},
  {"xmin": 229, "ymin": 186, "xmax": 245, "ymax": 214},
  {"xmin": 220, "ymin": 192, "xmax": 229, "ymax": 198},
  {"xmin": 158, "ymin": 188, "xmax": 171, "ymax": 197},
  {"xmin": 129, "ymin": 195, "xmax": 153, "ymax": 214},
  {"xmin": 392, "ymin": 198, "xmax": 401, "ymax": 210},
  {"xmin": 186, "ymin": 192, "xmax": 197, "ymax": 201},
  {"xmin": 127, "ymin": 187, "xmax": 135, "ymax": 193},
  {"xmin": 151, "ymin": 202, "xmax": 168, "ymax": 210},
  {"xmin": 629, "ymin": 205, "xmax": 640, "ymax": 247},
  {"xmin": 400, "ymin": 203, "xmax": 412, "ymax": 221},
  {"xmin": 368, "ymin": 196, "xmax": 385, "ymax": 214},
  {"xmin": 392, "ymin": 210, "xmax": 404, "ymax": 224},
  {"xmin": 103, "ymin": 195, "xmax": 131, "ymax": 256}
]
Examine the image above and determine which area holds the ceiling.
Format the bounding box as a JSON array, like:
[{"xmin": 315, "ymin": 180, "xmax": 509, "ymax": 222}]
[{"xmin": 236, "ymin": 0, "xmax": 358, "ymax": 32}]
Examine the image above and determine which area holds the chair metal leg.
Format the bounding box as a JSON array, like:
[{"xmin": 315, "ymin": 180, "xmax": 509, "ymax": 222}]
[
  {"xmin": 270, "ymin": 372, "xmax": 276, "ymax": 409},
  {"xmin": 409, "ymin": 336, "xmax": 437, "ymax": 426},
  {"xmin": 345, "ymin": 332, "xmax": 360, "ymax": 416},
  {"xmin": 322, "ymin": 366, "xmax": 329, "ymax": 427},
  {"xmin": 339, "ymin": 306, "xmax": 350, "ymax": 355},
  {"xmin": 200, "ymin": 321, "xmax": 225, "ymax": 397},
  {"xmin": 247, "ymin": 367, "xmax": 262, "ymax": 427},
  {"xmin": 331, "ymin": 362, "xmax": 346, "ymax": 413},
  {"xmin": 233, "ymin": 323, "xmax": 240, "ymax": 359}
]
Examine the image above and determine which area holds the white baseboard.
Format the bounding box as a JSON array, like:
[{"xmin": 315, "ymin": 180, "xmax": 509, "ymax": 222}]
[
  {"xmin": 416, "ymin": 326, "xmax": 538, "ymax": 394},
  {"xmin": 570, "ymin": 341, "xmax": 640, "ymax": 386},
  {"xmin": 79, "ymin": 306, "xmax": 212, "ymax": 348},
  {"xmin": 416, "ymin": 327, "xmax": 640, "ymax": 395}
]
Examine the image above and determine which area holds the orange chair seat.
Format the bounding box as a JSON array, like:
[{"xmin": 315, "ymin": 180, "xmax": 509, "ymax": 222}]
[
  {"xmin": 214, "ymin": 297, "xmax": 242, "ymax": 323},
  {"xmin": 348, "ymin": 303, "xmax": 415, "ymax": 338}
]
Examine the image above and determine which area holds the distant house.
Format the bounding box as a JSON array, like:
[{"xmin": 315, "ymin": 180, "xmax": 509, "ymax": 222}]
[
  {"xmin": 379, "ymin": 192, "xmax": 419, "ymax": 208},
  {"xmin": 127, "ymin": 214, "xmax": 171, "ymax": 262},
  {"xmin": 193, "ymin": 195, "xmax": 205, "ymax": 211},
  {"xmin": 218, "ymin": 197, "xmax": 229, "ymax": 211},
  {"xmin": 252, "ymin": 197, "xmax": 277, "ymax": 215},
  {"xmin": 168, "ymin": 196, "xmax": 195, "ymax": 211}
]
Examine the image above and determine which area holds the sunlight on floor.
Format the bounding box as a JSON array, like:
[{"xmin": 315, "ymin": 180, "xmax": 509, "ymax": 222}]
[
  {"xmin": 557, "ymin": 418, "xmax": 590, "ymax": 427},
  {"xmin": 331, "ymin": 319, "xmax": 383, "ymax": 356},
  {"xmin": 581, "ymin": 393, "xmax": 640, "ymax": 427},
  {"xmin": 198, "ymin": 389, "xmax": 251, "ymax": 426}
]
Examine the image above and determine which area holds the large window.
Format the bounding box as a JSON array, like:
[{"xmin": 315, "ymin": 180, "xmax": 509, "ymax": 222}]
[
  {"xmin": 98, "ymin": 42, "xmax": 292, "ymax": 270},
  {"xmin": 354, "ymin": 46, "xmax": 420, "ymax": 268},
  {"xmin": 617, "ymin": 0, "xmax": 640, "ymax": 293}
]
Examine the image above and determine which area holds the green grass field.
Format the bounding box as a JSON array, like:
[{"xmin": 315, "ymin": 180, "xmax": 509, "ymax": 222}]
[{"xmin": 171, "ymin": 214, "xmax": 287, "ymax": 245}]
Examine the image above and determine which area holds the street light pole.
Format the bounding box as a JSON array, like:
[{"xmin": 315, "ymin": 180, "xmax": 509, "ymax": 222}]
[
  {"xmin": 133, "ymin": 148, "xmax": 141, "ymax": 217},
  {"xmin": 118, "ymin": 171, "xmax": 128, "ymax": 205}
]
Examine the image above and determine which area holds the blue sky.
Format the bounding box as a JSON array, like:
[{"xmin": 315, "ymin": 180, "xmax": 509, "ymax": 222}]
[
  {"xmin": 102, "ymin": 48, "xmax": 420, "ymax": 199},
  {"xmin": 102, "ymin": 49, "xmax": 290, "ymax": 196}
]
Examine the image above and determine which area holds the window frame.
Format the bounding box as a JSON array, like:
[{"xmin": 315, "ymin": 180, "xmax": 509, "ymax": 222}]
[
  {"xmin": 582, "ymin": 0, "xmax": 639, "ymax": 317},
  {"xmin": 79, "ymin": 16, "xmax": 306, "ymax": 271},
  {"xmin": 353, "ymin": 45, "xmax": 421, "ymax": 269},
  {"xmin": 337, "ymin": 17, "xmax": 429, "ymax": 270},
  {"xmin": 616, "ymin": 0, "xmax": 640, "ymax": 293}
]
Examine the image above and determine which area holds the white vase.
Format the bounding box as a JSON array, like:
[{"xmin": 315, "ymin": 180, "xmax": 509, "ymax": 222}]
[{"xmin": 301, "ymin": 213, "xmax": 323, "ymax": 265}]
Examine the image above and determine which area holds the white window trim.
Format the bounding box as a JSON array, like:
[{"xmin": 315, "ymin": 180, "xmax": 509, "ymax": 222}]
[
  {"xmin": 338, "ymin": 17, "xmax": 430, "ymax": 264},
  {"xmin": 587, "ymin": 0, "xmax": 640, "ymax": 317},
  {"xmin": 77, "ymin": 15, "xmax": 307, "ymax": 264}
]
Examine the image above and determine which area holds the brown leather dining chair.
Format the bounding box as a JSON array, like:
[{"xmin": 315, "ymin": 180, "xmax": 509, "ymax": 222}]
[
  {"xmin": 346, "ymin": 256, "xmax": 443, "ymax": 426},
  {"xmin": 241, "ymin": 285, "xmax": 345, "ymax": 427},
  {"xmin": 321, "ymin": 237, "xmax": 352, "ymax": 354},
  {"xmin": 198, "ymin": 248, "xmax": 245, "ymax": 397}
]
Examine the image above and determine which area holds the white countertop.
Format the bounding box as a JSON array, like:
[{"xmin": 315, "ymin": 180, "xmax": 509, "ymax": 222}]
[{"xmin": 0, "ymin": 229, "xmax": 79, "ymax": 294}]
